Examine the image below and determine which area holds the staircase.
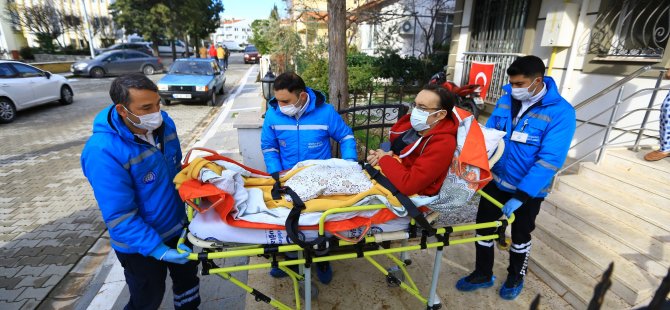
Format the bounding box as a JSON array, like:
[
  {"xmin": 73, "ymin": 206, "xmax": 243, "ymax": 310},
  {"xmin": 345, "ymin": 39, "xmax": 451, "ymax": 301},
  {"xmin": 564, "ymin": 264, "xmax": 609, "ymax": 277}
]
[{"xmin": 529, "ymin": 148, "xmax": 670, "ymax": 309}]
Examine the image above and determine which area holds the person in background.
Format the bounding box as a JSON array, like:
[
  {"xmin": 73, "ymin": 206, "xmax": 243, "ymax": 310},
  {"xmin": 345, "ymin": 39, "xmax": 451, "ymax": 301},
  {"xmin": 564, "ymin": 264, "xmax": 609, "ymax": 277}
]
[
  {"xmin": 198, "ymin": 44, "xmax": 208, "ymax": 59},
  {"xmin": 208, "ymin": 44, "xmax": 218, "ymax": 63},
  {"xmin": 223, "ymin": 46, "xmax": 230, "ymax": 70},
  {"xmin": 216, "ymin": 44, "xmax": 226, "ymax": 70},
  {"xmin": 455, "ymin": 55, "xmax": 576, "ymax": 300},
  {"xmin": 261, "ymin": 72, "xmax": 357, "ymax": 284},
  {"xmin": 644, "ymin": 68, "xmax": 670, "ymax": 161},
  {"xmin": 81, "ymin": 73, "xmax": 200, "ymax": 309}
]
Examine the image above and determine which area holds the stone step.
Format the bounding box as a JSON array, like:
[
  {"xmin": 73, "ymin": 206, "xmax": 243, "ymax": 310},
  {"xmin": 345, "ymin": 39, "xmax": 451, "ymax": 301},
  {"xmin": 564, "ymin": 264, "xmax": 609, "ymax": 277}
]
[
  {"xmin": 601, "ymin": 149, "xmax": 670, "ymax": 184},
  {"xmin": 534, "ymin": 211, "xmax": 656, "ymax": 305},
  {"xmin": 556, "ymin": 175, "xmax": 670, "ymax": 234},
  {"xmin": 579, "ymin": 162, "xmax": 670, "ymax": 205},
  {"xmin": 542, "ymin": 194, "xmax": 669, "ymax": 277},
  {"xmin": 529, "ymin": 237, "xmax": 630, "ymax": 309}
]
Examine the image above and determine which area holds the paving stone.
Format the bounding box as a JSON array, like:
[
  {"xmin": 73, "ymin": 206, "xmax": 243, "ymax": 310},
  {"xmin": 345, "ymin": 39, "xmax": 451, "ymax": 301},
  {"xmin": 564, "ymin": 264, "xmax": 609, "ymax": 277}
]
[
  {"xmin": 40, "ymin": 265, "xmax": 72, "ymax": 277},
  {"xmin": 0, "ymin": 233, "xmax": 19, "ymax": 242},
  {"xmin": 0, "ymin": 277, "xmax": 21, "ymax": 290},
  {"xmin": 39, "ymin": 247, "xmax": 62, "ymax": 256},
  {"xmin": 36, "ymin": 239, "xmax": 62, "ymax": 248},
  {"xmin": 15, "ymin": 266, "xmax": 48, "ymax": 278},
  {"xmin": 12, "ymin": 248, "xmax": 41, "ymax": 258},
  {"xmin": 35, "ymin": 231, "xmax": 60, "ymax": 239},
  {"xmin": 0, "ymin": 288, "xmax": 26, "ymax": 303},
  {"xmin": 13, "ymin": 239, "xmax": 40, "ymax": 248},
  {"xmin": 16, "ymin": 256, "xmax": 46, "ymax": 267},
  {"xmin": 41, "ymin": 275, "xmax": 62, "ymax": 288},
  {"xmin": 20, "ymin": 299, "xmax": 39, "ymax": 310},
  {"xmin": 0, "ymin": 300, "xmax": 26, "ymax": 310},
  {"xmin": 57, "ymin": 231, "xmax": 78, "ymax": 239},
  {"xmin": 15, "ymin": 276, "xmax": 50, "ymax": 289}
]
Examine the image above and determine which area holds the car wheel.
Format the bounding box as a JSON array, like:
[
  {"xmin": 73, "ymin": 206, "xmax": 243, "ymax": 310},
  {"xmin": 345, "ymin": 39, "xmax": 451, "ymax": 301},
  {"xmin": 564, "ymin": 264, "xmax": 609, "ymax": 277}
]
[
  {"xmin": 59, "ymin": 86, "xmax": 74, "ymax": 105},
  {"xmin": 218, "ymin": 84, "xmax": 224, "ymax": 95},
  {"xmin": 142, "ymin": 65, "xmax": 156, "ymax": 75},
  {"xmin": 208, "ymin": 91, "xmax": 216, "ymax": 106},
  {"xmin": 0, "ymin": 99, "xmax": 16, "ymax": 124},
  {"xmin": 90, "ymin": 67, "xmax": 105, "ymax": 78},
  {"xmin": 163, "ymin": 99, "xmax": 171, "ymax": 106}
]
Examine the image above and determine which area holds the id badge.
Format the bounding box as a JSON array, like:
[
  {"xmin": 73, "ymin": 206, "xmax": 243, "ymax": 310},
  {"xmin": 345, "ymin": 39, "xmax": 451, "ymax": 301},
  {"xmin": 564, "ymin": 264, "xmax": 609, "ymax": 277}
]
[{"xmin": 511, "ymin": 131, "xmax": 529, "ymax": 143}]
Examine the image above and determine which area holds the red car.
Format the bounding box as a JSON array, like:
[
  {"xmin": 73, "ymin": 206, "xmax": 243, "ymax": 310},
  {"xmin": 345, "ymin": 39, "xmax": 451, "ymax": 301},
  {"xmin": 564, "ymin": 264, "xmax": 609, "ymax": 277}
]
[{"xmin": 244, "ymin": 45, "xmax": 260, "ymax": 64}]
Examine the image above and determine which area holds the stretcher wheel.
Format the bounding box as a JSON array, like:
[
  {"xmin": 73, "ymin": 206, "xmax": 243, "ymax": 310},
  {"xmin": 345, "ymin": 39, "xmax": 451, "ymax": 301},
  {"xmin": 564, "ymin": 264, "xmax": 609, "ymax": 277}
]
[
  {"xmin": 497, "ymin": 237, "xmax": 512, "ymax": 251},
  {"xmin": 404, "ymin": 259, "xmax": 412, "ymax": 266},
  {"xmin": 386, "ymin": 266, "xmax": 404, "ymax": 287},
  {"xmin": 298, "ymin": 281, "xmax": 319, "ymax": 299}
]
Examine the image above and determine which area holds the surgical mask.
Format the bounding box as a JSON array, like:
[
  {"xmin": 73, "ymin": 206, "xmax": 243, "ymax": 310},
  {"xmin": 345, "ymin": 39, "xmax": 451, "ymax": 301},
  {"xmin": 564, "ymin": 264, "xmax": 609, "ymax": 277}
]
[
  {"xmin": 511, "ymin": 78, "xmax": 539, "ymax": 101},
  {"xmin": 410, "ymin": 107, "xmax": 443, "ymax": 131},
  {"xmin": 123, "ymin": 105, "xmax": 163, "ymax": 131},
  {"xmin": 279, "ymin": 97, "xmax": 302, "ymax": 117}
]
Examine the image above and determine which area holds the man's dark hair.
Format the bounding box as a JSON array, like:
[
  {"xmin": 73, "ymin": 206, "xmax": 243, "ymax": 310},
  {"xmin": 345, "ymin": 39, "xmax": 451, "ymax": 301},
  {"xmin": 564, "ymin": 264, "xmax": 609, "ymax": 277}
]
[
  {"xmin": 422, "ymin": 84, "xmax": 457, "ymax": 111},
  {"xmin": 110, "ymin": 73, "xmax": 158, "ymax": 106},
  {"xmin": 506, "ymin": 55, "xmax": 546, "ymax": 78},
  {"xmin": 273, "ymin": 72, "xmax": 307, "ymax": 94}
]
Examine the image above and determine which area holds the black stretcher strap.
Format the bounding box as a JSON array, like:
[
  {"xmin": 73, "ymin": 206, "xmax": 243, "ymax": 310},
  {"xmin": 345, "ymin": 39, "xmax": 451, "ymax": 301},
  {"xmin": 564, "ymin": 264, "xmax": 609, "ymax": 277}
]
[
  {"xmin": 271, "ymin": 173, "xmax": 327, "ymax": 248},
  {"xmin": 362, "ymin": 164, "xmax": 436, "ymax": 236}
]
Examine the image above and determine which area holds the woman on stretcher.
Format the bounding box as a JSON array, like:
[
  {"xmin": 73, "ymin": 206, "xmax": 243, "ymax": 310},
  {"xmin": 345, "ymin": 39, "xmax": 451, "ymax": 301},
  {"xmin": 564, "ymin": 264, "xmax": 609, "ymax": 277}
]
[{"xmin": 367, "ymin": 84, "xmax": 458, "ymax": 196}]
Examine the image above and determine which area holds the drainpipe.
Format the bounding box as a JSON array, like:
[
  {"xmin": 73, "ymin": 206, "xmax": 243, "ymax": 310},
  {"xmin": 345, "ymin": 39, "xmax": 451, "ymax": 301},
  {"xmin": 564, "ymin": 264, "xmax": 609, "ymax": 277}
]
[{"xmin": 561, "ymin": 0, "xmax": 590, "ymax": 97}]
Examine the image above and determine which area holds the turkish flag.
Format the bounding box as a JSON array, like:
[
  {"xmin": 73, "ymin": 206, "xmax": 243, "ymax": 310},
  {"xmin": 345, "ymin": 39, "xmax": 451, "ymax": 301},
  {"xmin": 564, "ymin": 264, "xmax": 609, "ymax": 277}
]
[{"xmin": 468, "ymin": 62, "xmax": 495, "ymax": 100}]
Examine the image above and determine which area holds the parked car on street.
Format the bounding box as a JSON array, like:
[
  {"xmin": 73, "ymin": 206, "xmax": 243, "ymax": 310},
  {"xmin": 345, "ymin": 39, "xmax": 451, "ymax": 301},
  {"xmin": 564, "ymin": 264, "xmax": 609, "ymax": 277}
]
[
  {"xmin": 157, "ymin": 58, "xmax": 225, "ymax": 106},
  {"xmin": 71, "ymin": 50, "xmax": 163, "ymax": 78},
  {"xmin": 243, "ymin": 45, "xmax": 260, "ymax": 64},
  {"xmin": 94, "ymin": 42, "xmax": 153, "ymax": 56},
  {"xmin": 0, "ymin": 61, "xmax": 73, "ymax": 123}
]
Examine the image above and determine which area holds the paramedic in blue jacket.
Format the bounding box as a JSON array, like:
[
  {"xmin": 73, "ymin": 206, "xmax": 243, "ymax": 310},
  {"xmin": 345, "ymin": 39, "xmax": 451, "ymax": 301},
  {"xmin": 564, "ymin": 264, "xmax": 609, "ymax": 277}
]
[
  {"xmin": 261, "ymin": 72, "xmax": 357, "ymax": 284},
  {"xmin": 81, "ymin": 73, "xmax": 200, "ymax": 310},
  {"xmin": 456, "ymin": 56, "xmax": 576, "ymax": 300}
]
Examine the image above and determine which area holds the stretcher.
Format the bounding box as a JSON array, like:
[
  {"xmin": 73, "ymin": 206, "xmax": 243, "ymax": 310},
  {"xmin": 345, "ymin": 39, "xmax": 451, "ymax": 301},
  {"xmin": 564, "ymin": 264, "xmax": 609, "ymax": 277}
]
[
  {"xmin": 175, "ymin": 110, "xmax": 514, "ymax": 309},
  {"xmin": 173, "ymin": 137, "xmax": 511, "ymax": 310}
]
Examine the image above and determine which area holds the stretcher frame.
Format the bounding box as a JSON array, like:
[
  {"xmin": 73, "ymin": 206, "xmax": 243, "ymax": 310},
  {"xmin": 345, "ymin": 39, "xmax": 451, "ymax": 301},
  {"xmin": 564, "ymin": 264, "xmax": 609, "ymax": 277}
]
[{"xmin": 177, "ymin": 190, "xmax": 513, "ymax": 310}]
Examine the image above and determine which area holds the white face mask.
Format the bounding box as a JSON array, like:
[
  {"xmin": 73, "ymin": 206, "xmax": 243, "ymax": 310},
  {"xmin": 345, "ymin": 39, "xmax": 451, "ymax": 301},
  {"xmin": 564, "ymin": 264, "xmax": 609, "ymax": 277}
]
[
  {"xmin": 511, "ymin": 78, "xmax": 539, "ymax": 101},
  {"xmin": 410, "ymin": 107, "xmax": 443, "ymax": 131},
  {"xmin": 279, "ymin": 96, "xmax": 302, "ymax": 117},
  {"xmin": 123, "ymin": 106, "xmax": 163, "ymax": 131}
]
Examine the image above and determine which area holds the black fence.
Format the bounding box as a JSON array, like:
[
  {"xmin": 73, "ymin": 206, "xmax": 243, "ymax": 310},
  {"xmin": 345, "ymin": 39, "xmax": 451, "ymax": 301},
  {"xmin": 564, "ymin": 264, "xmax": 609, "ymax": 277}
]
[{"xmin": 333, "ymin": 84, "xmax": 421, "ymax": 161}]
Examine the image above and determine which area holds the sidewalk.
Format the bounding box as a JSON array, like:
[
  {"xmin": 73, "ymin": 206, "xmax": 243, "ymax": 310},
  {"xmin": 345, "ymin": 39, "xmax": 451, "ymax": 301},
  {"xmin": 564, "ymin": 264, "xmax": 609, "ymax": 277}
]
[{"xmin": 74, "ymin": 66, "xmax": 264, "ymax": 310}]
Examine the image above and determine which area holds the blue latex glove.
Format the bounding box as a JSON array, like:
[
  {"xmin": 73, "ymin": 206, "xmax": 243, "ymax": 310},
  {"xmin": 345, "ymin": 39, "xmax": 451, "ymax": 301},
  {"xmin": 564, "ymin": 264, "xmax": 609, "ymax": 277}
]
[
  {"xmin": 149, "ymin": 244, "xmax": 190, "ymax": 264},
  {"xmin": 502, "ymin": 198, "xmax": 523, "ymax": 218}
]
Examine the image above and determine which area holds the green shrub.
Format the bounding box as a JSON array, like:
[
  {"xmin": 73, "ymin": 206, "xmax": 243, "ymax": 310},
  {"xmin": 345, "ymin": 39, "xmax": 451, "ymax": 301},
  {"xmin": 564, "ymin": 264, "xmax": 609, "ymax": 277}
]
[{"xmin": 19, "ymin": 46, "xmax": 35, "ymax": 61}]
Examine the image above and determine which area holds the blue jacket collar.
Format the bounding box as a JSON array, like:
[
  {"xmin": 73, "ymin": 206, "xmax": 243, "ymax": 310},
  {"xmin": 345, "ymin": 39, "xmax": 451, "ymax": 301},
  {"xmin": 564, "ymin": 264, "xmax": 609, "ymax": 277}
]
[{"xmin": 94, "ymin": 105, "xmax": 166, "ymax": 144}]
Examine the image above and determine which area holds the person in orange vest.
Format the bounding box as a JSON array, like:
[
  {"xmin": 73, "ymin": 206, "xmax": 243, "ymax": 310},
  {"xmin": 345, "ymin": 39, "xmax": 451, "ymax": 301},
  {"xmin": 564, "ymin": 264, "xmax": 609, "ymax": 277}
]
[
  {"xmin": 198, "ymin": 45, "xmax": 207, "ymax": 59},
  {"xmin": 208, "ymin": 44, "xmax": 218, "ymax": 62}
]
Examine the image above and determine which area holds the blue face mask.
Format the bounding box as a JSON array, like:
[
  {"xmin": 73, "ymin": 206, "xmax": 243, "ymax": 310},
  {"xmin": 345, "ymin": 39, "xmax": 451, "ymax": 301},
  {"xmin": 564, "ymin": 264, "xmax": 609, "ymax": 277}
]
[{"xmin": 410, "ymin": 107, "xmax": 443, "ymax": 131}]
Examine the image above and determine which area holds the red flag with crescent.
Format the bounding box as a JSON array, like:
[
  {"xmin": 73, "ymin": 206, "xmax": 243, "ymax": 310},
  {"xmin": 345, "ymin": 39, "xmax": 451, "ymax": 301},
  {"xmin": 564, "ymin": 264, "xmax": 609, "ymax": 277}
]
[{"xmin": 468, "ymin": 62, "xmax": 495, "ymax": 100}]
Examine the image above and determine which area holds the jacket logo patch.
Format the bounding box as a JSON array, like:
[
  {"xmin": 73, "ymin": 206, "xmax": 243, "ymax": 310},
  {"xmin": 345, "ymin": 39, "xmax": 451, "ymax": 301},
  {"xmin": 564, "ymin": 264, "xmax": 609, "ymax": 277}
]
[
  {"xmin": 307, "ymin": 141, "xmax": 324, "ymax": 149},
  {"xmin": 143, "ymin": 171, "xmax": 156, "ymax": 184},
  {"xmin": 279, "ymin": 140, "xmax": 287, "ymax": 147}
]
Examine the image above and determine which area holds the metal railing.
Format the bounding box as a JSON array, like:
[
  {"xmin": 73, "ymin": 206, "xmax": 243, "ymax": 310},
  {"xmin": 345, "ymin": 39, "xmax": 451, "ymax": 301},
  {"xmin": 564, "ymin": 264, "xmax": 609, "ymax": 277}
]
[
  {"xmin": 461, "ymin": 52, "xmax": 524, "ymax": 103},
  {"xmin": 554, "ymin": 65, "xmax": 668, "ymax": 184}
]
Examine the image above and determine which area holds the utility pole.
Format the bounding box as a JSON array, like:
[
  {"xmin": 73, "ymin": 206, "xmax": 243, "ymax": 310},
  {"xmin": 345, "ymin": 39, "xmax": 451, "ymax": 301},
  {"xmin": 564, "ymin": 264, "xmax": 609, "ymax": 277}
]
[{"xmin": 81, "ymin": 0, "xmax": 96, "ymax": 58}]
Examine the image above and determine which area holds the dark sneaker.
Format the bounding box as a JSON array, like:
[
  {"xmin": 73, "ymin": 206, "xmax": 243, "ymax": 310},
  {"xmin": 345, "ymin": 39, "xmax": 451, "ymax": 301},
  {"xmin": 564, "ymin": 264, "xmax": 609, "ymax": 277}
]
[
  {"xmin": 499, "ymin": 275, "xmax": 524, "ymax": 300},
  {"xmin": 316, "ymin": 261, "xmax": 333, "ymax": 284},
  {"xmin": 455, "ymin": 271, "xmax": 496, "ymax": 292},
  {"xmin": 269, "ymin": 265, "xmax": 299, "ymax": 278}
]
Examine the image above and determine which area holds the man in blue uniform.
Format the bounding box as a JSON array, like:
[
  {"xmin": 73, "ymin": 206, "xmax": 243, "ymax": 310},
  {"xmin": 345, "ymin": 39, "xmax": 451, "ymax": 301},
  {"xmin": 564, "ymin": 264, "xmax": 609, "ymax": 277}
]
[
  {"xmin": 261, "ymin": 72, "xmax": 357, "ymax": 284},
  {"xmin": 456, "ymin": 56, "xmax": 576, "ymax": 300},
  {"xmin": 81, "ymin": 73, "xmax": 200, "ymax": 309}
]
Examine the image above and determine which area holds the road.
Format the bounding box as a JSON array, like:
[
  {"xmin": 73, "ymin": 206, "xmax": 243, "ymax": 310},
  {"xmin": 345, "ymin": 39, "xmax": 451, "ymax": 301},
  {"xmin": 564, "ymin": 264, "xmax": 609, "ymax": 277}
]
[{"xmin": 0, "ymin": 54, "xmax": 253, "ymax": 309}]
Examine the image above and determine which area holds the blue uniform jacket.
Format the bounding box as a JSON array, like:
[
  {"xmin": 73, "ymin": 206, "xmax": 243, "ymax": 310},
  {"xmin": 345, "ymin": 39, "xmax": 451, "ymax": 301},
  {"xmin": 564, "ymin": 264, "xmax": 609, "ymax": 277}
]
[
  {"xmin": 261, "ymin": 87, "xmax": 357, "ymax": 173},
  {"xmin": 486, "ymin": 77, "xmax": 576, "ymax": 200},
  {"xmin": 81, "ymin": 106, "xmax": 185, "ymax": 255}
]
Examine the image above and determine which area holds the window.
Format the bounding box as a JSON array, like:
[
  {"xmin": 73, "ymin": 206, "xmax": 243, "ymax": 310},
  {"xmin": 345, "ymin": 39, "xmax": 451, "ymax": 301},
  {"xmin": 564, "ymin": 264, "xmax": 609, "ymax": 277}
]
[
  {"xmin": 104, "ymin": 53, "xmax": 124, "ymax": 62},
  {"xmin": 589, "ymin": 0, "xmax": 670, "ymax": 59},
  {"xmin": 433, "ymin": 13, "xmax": 454, "ymax": 48},
  {"xmin": 125, "ymin": 52, "xmax": 146, "ymax": 59},
  {"xmin": 11, "ymin": 63, "xmax": 42, "ymax": 78},
  {"xmin": 0, "ymin": 64, "xmax": 17, "ymax": 78}
]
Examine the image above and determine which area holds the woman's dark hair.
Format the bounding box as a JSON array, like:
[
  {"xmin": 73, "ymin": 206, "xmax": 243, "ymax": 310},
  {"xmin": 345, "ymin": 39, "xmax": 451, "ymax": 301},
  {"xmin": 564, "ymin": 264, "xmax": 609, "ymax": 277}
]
[
  {"xmin": 422, "ymin": 84, "xmax": 456, "ymax": 111},
  {"xmin": 506, "ymin": 55, "xmax": 546, "ymax": 78},
  {"xmin": 110, "ymin": 73, "xmax": 158, "ymax": 106},
  {"xmin": 273, "ymin": 72, "xmax": 307, "ymax": 94}
]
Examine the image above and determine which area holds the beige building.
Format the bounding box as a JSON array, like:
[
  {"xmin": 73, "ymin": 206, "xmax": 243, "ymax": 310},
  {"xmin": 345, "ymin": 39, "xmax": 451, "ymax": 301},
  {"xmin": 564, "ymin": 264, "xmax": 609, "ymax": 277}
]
[{"xmin": 0, "ymin": 0, "xmax": 114, "ymax": 58}]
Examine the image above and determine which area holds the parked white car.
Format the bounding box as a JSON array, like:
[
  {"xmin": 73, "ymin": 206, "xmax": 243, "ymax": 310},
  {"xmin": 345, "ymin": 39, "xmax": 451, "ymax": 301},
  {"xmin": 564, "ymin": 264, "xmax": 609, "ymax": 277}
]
[{"xmin": 0, "ymin": 61, "xmax": 74, "ymax": 123}]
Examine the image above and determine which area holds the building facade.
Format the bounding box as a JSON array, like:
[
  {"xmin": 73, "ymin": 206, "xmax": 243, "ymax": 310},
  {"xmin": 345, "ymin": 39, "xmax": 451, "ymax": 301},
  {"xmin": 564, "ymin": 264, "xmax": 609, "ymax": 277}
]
[{"xmin": 214, "ymin": 18, "xmax": 252, "ymax": 46}]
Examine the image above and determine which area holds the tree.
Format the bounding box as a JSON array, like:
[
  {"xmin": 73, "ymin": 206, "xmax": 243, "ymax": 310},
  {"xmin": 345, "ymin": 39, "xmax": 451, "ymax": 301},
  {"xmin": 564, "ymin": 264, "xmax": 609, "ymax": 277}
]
[
  {"xmin": 327, "ymin": 0, "xmax": 348, "ymax": 109},
  {"xmin": 179, "ymin": 0, "xmax": 224, "ymax": 58},
  {"xmin": 3, "ymin": 3, "xmax": 66, "ymax": 51},
  {"xmin": 409, "ymin": 0, "xmax": 454, "ymax": 57},
  {"xmin": 249, "ymin": 19, "xmax": 271, "ymax": 54},
  {"xmin": 92, "ymin": 16, "xmax": 116, "ymax": 47},
  {"xmin": 109, "ymin": 0, "xmax": 170, "ymax": 55}
]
